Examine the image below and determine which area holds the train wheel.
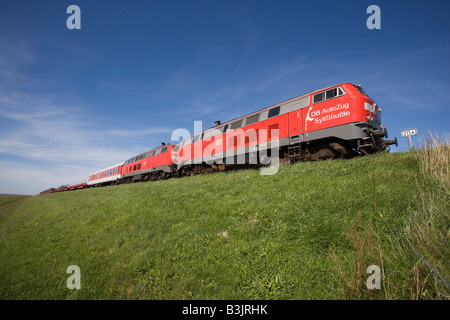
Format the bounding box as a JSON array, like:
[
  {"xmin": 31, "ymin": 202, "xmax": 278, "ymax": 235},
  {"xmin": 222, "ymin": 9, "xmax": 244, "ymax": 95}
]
[{"xmin": 317, "ymin": 147, "xmax": 335, "ymax": 160}]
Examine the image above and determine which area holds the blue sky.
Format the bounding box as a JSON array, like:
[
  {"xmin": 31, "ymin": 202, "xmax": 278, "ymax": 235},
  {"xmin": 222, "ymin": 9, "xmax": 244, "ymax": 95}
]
[{"xmin": 0, "ymin": 0, "xmax": 449, "ymax": 195}]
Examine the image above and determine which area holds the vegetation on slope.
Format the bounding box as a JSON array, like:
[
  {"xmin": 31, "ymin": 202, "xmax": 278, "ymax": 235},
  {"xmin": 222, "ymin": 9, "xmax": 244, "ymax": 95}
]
[{"xmin": 0, "ymin": 143, "xmax": 448, "ymax": 299}]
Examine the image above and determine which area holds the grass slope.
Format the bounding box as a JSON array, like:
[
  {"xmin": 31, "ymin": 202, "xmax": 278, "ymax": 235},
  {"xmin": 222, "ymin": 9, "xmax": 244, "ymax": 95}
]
[{"xmin": 0, "ymin": 152, "xmax": 447, "ymax": 299}]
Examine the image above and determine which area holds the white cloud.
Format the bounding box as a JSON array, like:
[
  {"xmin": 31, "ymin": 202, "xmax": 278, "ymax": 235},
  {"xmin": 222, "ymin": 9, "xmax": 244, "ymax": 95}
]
[
  {"xmin": 0, "ymin": 42, "xmax": 163, "ymax": 194},
  {"xmin": 0, "ymin": 161, "xmax": 94, "ymax": 195}
]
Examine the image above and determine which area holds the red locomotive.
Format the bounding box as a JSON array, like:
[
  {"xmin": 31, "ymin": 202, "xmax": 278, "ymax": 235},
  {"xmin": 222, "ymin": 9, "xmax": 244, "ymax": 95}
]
[
  {"xmin": 120, "ymin": 143, "xmax": 176, "ymax": 183},
  {"xmin": 41, "ymin": 83, "xmax": 397, "ymax": 192},
  {"xmin": 174, "ymin": 82, "xmax": 397, "ymax": 175}
]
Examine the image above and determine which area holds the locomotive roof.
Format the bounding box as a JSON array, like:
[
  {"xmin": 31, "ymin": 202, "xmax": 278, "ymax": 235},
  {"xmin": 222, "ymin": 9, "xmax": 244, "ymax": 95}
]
[
  {"xmin": 200, "ymin": 82, "xmax": 353, "ymax": 134},
  {"xmin": 124, "ymin": 144, "xmax": 172, "ymax": 162}
]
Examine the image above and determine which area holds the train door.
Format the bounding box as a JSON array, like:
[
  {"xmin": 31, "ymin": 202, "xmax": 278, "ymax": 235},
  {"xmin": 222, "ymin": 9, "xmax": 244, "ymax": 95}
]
[
  {"xmin": 151, "ymin": 150, "xmax": 159, "ymax": 169},
  {"xmin": 288, "ymin": 109, "xmax": 302, "ymax": 136}
]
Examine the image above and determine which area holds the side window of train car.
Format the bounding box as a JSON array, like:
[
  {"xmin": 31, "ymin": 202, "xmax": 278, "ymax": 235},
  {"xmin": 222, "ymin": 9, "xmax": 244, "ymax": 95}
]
[
  {"xmin": 193, "ymin": 134, "xmax": 202, "ymax": 143},
  {"xmin": 204, "ymin": 127, "xmax": 224, "ymax": 140},
  {"xmin": 203, "ymin": 130, "xmax": 213, "ymax": 140},
  {"xmin": 183, "ymin": 137, "xmax": 193, "ymax": 146},
  {"xmin": 246, "ymin": 113, "xmax": 260, "ymax": 126},
  {"xmin": 161, "ymin": 146, "xmax": 168, "ymax": 153},
  {"xmin": 230, "ymin": 119, "xmax": 243, "ymax": 130},
  {"xmin": 268, "ymin": 106, "xmax": 280, "ymax": 118}
]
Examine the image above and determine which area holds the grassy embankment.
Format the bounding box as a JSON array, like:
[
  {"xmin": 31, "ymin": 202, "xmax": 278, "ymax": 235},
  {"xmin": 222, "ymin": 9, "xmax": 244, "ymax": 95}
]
[{"xmin": 0, "ymin": 137, "xmax": 448, "ymax": 299}]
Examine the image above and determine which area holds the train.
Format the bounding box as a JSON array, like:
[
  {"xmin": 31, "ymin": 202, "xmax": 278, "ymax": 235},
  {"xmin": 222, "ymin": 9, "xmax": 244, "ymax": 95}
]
[{"xmin": 40, "ymin": 83, "xmax": 397, "ymax": 194}]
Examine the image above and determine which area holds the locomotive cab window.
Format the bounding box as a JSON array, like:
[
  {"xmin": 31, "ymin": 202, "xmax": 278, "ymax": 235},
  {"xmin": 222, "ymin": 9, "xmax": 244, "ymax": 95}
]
[
  {"xmin": 326, "ymin": 88, "xmax": 337, "ymax": 99},
  {"xmin": 326, "ymin": 87, "xmax": 345, "ymax": 99},
  {"xmin": 354, "ymin": 85, "xmax": 367, "ymax": 96},
  {"xmin": 313, "ymin": 92, "xmax": 325, "ymax": 103},
  {"xmin": 314, "ymin": 87, "xmax": 344, "ymax": 104}
]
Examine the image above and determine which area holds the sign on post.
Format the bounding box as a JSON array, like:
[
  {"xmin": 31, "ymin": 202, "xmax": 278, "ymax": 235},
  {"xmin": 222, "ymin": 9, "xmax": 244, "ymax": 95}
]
[
  {"xmin": 401, "ymin": 128, "xmax": 418, "ymax": 138},
  {"xmin": 401, "ymin": 128, "xmax": 418, "ymax": 151}
]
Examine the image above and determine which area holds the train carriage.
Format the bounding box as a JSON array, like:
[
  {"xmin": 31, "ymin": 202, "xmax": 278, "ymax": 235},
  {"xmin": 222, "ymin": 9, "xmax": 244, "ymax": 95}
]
[
  {"xmin": 87, "ymin": 162, "xmax": 124, "ymax": 187},
  {"xmin": 67, "ymin": 180, "xmax": 88, "ymax": 190}
]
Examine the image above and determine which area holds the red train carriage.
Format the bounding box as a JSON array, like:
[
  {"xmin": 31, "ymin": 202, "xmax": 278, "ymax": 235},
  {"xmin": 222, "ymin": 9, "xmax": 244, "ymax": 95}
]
[
  {"xmin": 121, "ymin": 143, "xmax": 176, "ymax": 183},
  {"xmin": 40, "ymin": 187, "xmax": 56, "ymax": 194},
  {"xmin": 67, "ymin": 180, "xmax": 88, "ymax": 190},
  {"xmin": 174, "ymin": 83, "xmax": 397, "ymax": 175}
]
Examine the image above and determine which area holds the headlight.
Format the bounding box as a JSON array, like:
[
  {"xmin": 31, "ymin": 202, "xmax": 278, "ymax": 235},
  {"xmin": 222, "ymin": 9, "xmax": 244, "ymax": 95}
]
[{"xmin": 364, "ymin": 102, "xmax": 375, "ymax": 113}]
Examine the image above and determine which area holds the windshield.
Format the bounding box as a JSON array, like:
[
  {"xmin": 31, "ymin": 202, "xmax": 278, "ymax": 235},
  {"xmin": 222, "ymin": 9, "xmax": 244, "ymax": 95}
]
[{"xmin": 354, "ymin": 84, "xmax": 368, "ymax": 96}]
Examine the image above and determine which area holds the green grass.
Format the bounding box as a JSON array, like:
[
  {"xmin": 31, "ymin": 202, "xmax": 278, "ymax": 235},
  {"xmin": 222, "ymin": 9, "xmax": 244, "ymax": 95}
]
[{"xmin": 0, "ymin": 152, "xmax": 447, "ymax": 299}]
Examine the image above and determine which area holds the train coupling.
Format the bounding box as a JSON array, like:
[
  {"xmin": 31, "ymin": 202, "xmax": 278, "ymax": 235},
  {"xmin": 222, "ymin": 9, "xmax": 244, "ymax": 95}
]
[
  {"xmin": 372, "ymin": 127, "xmax": 388, "ymax": 138},
  {"xmin": 382, "ymin": 137, "xmax": 398, "ymax": 147},
  {"xmin": 369, "ymin": 127, "xmax": 398, "ymax": 148}
]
